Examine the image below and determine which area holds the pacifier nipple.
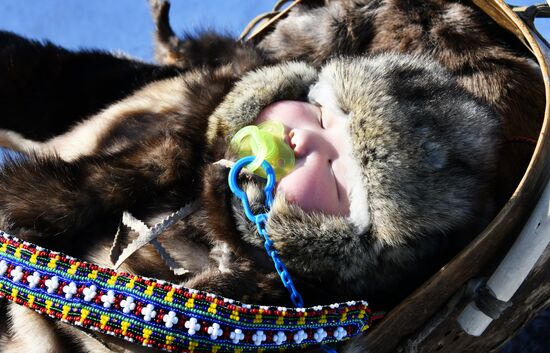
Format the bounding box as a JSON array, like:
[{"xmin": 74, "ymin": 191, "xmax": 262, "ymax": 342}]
[{"xmin": 230, "ymin": 121, "xmax": 295, "ymax": 181}]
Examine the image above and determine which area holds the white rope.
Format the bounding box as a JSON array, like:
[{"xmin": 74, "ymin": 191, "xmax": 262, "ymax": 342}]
[{"xmin": 110, "ymin": 202, "xmax": 199, "ymax": 275}]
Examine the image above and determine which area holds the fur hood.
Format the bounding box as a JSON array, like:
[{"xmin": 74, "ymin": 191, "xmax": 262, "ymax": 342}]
[{"xmin": 205, "ymin": 53, "xmax": 500, "ymax": 305}]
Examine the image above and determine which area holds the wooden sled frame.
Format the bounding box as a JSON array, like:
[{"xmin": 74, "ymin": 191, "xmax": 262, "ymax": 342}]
[{"xmin": 243, "ymin": 1, "xmax": 550, "ymax": 352}]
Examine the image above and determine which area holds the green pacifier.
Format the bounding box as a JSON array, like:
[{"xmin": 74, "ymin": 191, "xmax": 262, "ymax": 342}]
[{"xmin": 230, "ymin": 121, "xmax": 295, "ymax": 181}]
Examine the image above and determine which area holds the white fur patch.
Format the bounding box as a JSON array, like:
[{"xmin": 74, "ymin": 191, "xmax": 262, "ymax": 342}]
[
  {"xmin": 308, "ymin": 75, "xmax": 342, "ymax": 116},
  {"xmin": 0, "ymin": 129, "xmax": 41, "ymax": 152},
  {"xmin": 210, "ymin": 241, "xmax": 233, "ymax": 273},
  {"xmin": 7, "ymin": 304, "xmax": 63, "ymax": 353},
  {"xmin": 345, "ymin": 144, "xmax": 372, "ymax": 234},
  {"xmin": 309, "ymin": 78, "xmax": 371, "ymax": 234}
]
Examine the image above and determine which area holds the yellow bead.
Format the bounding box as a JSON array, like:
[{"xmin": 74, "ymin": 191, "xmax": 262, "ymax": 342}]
[
  {"xmin": 27, "ymin": 294, "xmax": 35, "ymax": 306},
  {"xmin": 126, "ymin": 276, "xmax": 137, "ymax": 289},
  {"xmin": 107, "ymin": 275, "xmax": 118, "ymax": 286},
  {"xmin": 14, "ymin": 244, "xmax": 23, "ymax": 258},
  {"xmin": 88, "ymin": 270, "xmax": 98, "ymax": 280},
  {"xmin": 67, "ymin": 262, "xmax": 80, "ymax": 275},
  {"xmin": 143, "ymin": 328, "xmax": 152, "ymax": 339},
  {"xmin": 47, "ymin": 258, "xmax": 57, "ymax": 269},
  {"xmin": 100, "ymin": 315, "xmax": 109, "ymax": 329},
  {"xmin": 145, "ymin": 284, "xmax": 155, "ymax": 296},
  {"xmin": 80, "ymin": 309, "xmax": 90, "ymax": 322},
  {"xmin": 121, "ymin": 321, "xmax": 130, "ymax": 334}
]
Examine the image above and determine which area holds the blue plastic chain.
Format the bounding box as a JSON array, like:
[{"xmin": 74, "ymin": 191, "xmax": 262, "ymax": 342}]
[
  {"xmin": 228, "ymin": 157, "xmax": 338, "ymax": 353},
  {"xmin": 228, "ymin": 156, "xmax": 304, "ymax": 308}
]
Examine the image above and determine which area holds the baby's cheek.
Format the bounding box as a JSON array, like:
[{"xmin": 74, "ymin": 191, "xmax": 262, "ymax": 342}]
[
  {"xmin": 276, "ymin": 177, "xmax": 308, "ymax": 206},
  {"xmin": 276, "ymin": 169, "xmax": 339, "ymax": 215}
]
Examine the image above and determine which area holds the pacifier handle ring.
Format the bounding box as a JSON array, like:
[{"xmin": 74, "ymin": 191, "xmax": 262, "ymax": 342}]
[{"xmin": 228, "ymin": 156, "xmax": 275, "ymax": 216}]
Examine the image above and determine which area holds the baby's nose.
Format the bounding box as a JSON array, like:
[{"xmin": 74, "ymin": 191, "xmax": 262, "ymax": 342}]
[{"xmin": 289, "ymin": 128, "xmax": 318, "ymax": 157}]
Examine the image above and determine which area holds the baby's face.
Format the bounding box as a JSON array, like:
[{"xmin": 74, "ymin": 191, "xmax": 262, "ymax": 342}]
[{"xmin": 254, "ymin": 100, "xmax": 353, "ymax": 216}]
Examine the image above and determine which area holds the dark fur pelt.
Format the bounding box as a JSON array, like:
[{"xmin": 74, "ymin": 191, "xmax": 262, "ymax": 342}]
[
  {"xmin": 150, "ymin": 0, "xmax": 272, "ymax": 70},
  {"xmin": 0, "ymin": 31, "xmax": 183, "ymax": 143}
]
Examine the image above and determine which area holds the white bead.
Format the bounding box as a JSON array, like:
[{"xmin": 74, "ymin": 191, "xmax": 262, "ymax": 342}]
[
  {"xmin": 293, "ymin": 329, "xmax": 307, "ymax": 344},
  {"xmin": 273, "ymin": 331, "xmax": 287, "ymax": 345},
  {"xmin": 10, "ymin": 266, "xmax": 23, "ymax": 282},
  {"xmin": 184, "ymin": 317, "xmax": 200, "ymax": 335},
  {"xmin": 120, "ymin": 296, "xmax": 136, "ymax": 314},
  {"xmin": 45, "ymin": 276, "xmax": 59, "ymax": 293},
  {"xmin": 230, "ymin": 329, "xmax": 245, "ymax": 344},
  {"xmin": 162, "ymin": 311, "xmax": 178, "ymax": 328},
  {"xmin": 83, "ymin": 285, "xmax": 97, "ymax": 301},
  {"xmin": 207, "ymin": 323, "xmax": 223, "ymax": 340},
  {"xmin": 0, "ymin": 260, "xmax": 9, "ymax": 276},
  {"xmin": 314, "ymin": 328, "xmax": 328, "ymax": 342},
  {"xmin": 62, "ymin": 282, "xmax": 77, "ymax": 299},
  {"xmin": 252, "ymin": 330, "xmax": 267, "ymax": 345},
  {"xmin": 27, "ymin": 271, "xmax": 41, "ymax": 288},
  {"xmin": 333, "ymin": 327, "xmax": 347, "ymax": 340},
  {"xmin": 141, "ymin": 304, "xmax": 156, "ymax": 322},
  {"xmin": 101, "ymin": 290, "xmax": 116, "ymax": 308}
]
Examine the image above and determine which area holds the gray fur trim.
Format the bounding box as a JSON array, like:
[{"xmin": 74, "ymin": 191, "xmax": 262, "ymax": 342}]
[
  {"xmin": 317, "ymin": 54, "xmax": 500, "ymax": 245},
  {"xmin": 207, "ymin": 62, "xmax": 318, "ymax": 144}
]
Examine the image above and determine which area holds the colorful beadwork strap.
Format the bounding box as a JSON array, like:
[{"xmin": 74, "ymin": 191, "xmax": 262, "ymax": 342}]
[{"xmin": 0, "ymin": 232, "xmax": 382, "ymax": 352}]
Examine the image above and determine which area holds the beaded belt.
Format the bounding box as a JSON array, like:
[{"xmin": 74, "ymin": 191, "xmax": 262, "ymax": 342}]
[{"xmin": 0, "ymin": 232, "xmax": 382, "ymax": 352}]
